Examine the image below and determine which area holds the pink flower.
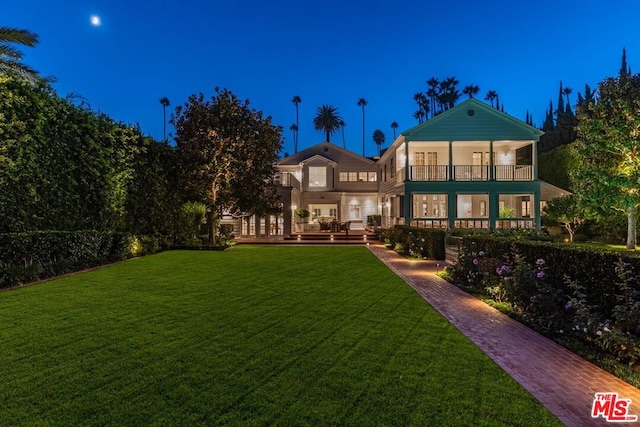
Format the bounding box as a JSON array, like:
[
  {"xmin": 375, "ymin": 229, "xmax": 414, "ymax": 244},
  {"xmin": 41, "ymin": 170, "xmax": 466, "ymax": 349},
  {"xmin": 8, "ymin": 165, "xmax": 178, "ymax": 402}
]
[
  {"xmin": 536, "ymin": 271, "xmax": 545, "ymax": 279},
  {"xmin": 473, "ymin": 258, "xmax": 479, "ymax": 265},
  {"xmin": 536, "ymin": 258, "xmax": 546, "ymax": 266}
]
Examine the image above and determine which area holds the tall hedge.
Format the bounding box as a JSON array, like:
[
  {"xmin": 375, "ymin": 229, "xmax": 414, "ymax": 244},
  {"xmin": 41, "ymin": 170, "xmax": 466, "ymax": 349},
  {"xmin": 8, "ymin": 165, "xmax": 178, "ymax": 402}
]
[
  {"xmin": 0, "ymin": 231, "xmax": 162, "ymax": 288},
  {"xmin": 381, "ymin": 225, "xmax": 446, "ymax": 260}
]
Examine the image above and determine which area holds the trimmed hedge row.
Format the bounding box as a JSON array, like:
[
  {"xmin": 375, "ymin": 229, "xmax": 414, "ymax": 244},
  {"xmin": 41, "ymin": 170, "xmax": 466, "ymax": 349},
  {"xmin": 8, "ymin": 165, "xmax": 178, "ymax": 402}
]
[
  {"xmin": 447, "ymin": 235, "xmax": 640, "ymax": 365},
  {"xmin": 0, "ymin": 231, "xmax": 165, "ymax": 288},
  {"xmin": 380, "ymin": 225, "xmax": 446, "ymax": 260},
  {"xmin": 455, "ymin": 236, "xmax": 640, "ymax": 315}
]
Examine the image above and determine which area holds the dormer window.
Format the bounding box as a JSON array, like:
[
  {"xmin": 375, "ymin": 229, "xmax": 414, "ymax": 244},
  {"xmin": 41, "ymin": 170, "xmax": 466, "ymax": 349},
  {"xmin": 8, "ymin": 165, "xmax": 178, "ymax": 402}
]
[{"xmin": 309, "ymin": 167, "xmax": 326, "ymax": 187}]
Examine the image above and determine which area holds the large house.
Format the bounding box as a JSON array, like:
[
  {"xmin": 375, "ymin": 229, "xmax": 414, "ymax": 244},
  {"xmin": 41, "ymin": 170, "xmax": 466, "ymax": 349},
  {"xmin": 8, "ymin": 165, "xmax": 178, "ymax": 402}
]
[{"xmin": 230, "ymin": 98, "xmax": 568, "ymax": 238}]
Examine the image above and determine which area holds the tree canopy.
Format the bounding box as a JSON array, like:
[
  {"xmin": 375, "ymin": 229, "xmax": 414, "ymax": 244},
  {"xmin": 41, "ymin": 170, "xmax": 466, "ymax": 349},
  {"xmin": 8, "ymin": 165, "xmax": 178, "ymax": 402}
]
[
  {"xmin": 172, "ymin": 88, "xmax": 282, "ymax": 244},
  {"xmin": 572, "ymin": 73, "xmax": 640, "ymax": 249}
]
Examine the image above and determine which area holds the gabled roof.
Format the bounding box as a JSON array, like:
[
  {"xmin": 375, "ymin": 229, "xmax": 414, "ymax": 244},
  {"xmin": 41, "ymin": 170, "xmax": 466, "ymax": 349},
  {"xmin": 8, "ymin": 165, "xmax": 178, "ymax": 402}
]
[
  {"xmin": 300, "ymin": 154, "xmax": 336, "ymax": 165},
  {"xmin": 401, "ymin": 98, "xmax": 544, "ymax": 142},
  {"xmin": 278, "ymin": 141, "xmax": 377, "ymax": 166}
]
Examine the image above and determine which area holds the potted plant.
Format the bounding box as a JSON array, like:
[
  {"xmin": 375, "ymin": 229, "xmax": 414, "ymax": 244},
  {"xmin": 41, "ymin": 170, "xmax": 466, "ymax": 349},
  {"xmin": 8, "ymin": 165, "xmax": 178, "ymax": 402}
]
[{"xmin": 294, "ymin": 208, "xmax": 310, "ymax": 231}]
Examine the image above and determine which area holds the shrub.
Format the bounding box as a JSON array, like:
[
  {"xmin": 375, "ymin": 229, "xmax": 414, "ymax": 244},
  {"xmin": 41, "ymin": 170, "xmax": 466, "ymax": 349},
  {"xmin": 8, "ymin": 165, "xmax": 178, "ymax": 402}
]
[
  {"xmin": 381, "ymin": 226, "xmax": 445, "ymax": 260},
  {"xmin": 448, "ymin": 234, "xmax": 640, "ymax": 365},
  {"xmin": 0, "ymin": 230, "xmax": 163, "ymax": 288}
]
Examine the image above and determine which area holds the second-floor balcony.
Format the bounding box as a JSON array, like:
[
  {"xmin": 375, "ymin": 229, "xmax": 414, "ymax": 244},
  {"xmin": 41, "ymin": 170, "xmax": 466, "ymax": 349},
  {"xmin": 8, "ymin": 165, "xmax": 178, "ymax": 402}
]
[
  {"xmin": 275, "ymin": 172, "xmax": 300, "ymax": 190},
  {"xmin": 408, "ymin": 165, "xmax": 532, "ymax": 182}
]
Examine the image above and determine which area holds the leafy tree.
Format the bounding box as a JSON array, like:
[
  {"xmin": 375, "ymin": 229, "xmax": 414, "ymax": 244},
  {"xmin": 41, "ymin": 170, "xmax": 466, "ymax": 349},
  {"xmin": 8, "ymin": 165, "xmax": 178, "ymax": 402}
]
[
  {"xmin": 313, "ymin": 104, "xmax": 342, "ymax": 143},
  {"xmin": 159, "ymin": 97, "xmax": 170, "ymax": 142},
  {"xmin": 572, "ymin": 73, "xmax": 640, "ymax": 249},
  {"xmin": 357, "ymin": 97, "xmax": 367, "ymax": 156},
  {"xmin": 0, "ymin": 26, "xmax": 39, "ymax": 81},
  {"xmin": 172, "ymin": 88, "xmax": 282, "ymax": 245},
  {"xmin": 538, "ymin": 143, "xmax": 577, "ymax": 191},
  {"xmin": 372, "ymin": 129, "xmax": 385, "ymax": 156},
  {"xmin": 390, "ymin": 121, "xmax": 398, "ymax": 139},
  {"xmin": 543, "ymin": 195, "xmax": 585, "ymax": 242},
  {"xmin": 291, "ymin": 95, "xmax": 301, "ymax": 153}
]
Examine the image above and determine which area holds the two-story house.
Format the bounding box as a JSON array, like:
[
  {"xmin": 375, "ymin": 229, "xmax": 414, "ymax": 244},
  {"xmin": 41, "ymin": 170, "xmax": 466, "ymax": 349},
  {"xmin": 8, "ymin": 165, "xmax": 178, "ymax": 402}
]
[
  {"xmin": 378, "ymin": 98, "xmax": 567, "ymax": 230},
  {"xmin": 230, "ymin": 98, "xmax": 568, "ymax": 238},
  {"xmin": 276, "ymin": 142, "xmax": 379, "ymax": 234}
]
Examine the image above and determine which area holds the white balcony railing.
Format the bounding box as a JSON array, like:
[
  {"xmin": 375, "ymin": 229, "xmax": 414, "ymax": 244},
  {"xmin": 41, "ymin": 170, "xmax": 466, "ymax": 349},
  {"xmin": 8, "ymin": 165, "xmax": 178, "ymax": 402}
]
[
  {"xmin": 410, "ymin": 165, "xmax": 449, "ymax": 181},
  {"xmin": 405, "ymin": 165, "xmax": 533, "ymax": 182}
]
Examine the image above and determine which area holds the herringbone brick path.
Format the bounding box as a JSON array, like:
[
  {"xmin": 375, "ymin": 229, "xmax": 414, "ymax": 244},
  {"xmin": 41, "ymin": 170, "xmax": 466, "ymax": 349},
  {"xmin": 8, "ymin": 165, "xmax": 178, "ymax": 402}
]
[{"xmin": 369, "ymin": 244, "xmax": 640, "ymax": 426}]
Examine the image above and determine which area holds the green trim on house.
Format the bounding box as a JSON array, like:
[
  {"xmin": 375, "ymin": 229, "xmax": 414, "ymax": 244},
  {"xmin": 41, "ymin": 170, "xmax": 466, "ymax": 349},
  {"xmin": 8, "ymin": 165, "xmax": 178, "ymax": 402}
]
[{"xmin": 401, "ymin": 98, "xmax": 544, "ymax": 142}]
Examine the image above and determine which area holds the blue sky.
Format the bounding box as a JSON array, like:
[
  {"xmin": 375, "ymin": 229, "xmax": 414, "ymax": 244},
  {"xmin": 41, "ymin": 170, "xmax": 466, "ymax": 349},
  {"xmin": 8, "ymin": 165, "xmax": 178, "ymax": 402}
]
[{"xmin": 5, "ymin": 0, "xmax": 640, "ymax": 156}]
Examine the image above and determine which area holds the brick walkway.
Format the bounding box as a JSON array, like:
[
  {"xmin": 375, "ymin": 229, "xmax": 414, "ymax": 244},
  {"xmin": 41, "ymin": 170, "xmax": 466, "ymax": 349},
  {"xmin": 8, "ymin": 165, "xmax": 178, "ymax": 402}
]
[{"xmin": 368, "ymin": 244, "xmax": 640, "ymax": 426}]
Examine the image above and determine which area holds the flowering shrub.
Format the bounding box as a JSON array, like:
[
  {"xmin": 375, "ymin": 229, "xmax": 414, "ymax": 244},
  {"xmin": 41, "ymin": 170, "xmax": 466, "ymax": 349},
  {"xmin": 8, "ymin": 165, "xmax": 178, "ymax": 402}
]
[
  {"xmin": 380, "ymin": 226, "xmax": 445, "ymax": 260},
  {"xmin": 449, "ymin": 234, "xmax": 640, "ymax": 365}
]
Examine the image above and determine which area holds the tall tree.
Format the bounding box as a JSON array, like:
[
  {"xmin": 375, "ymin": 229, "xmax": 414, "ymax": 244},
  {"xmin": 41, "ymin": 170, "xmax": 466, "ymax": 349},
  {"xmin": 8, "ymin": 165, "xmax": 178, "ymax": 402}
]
[
  {"xmin": 390, "ymin": 121, "xmax": 399, "ymax": 139},
  {"xmin": 357, "ymin": 97, "xmax": 367, "ymax": 156},
  {"xmin": 462, "ymin": 84, "xmax": 480, "ymax": 99},
  {"xmin": 289, "ymin": 123, "xmax": 298, "ymax": 151},
  {"xmin": 426, "ymin": 77, "xmax": 439, "ymax": 117},
  {"xmin": 413, "ymin": 110, "xmax": 425, "ymax": 124},
  {"xmin": 413, "ymin": 92, "xmax": 429, "ymax": 121},
  {"xmin": 173, "ymin": 88, "xmax": 282, "ymax": 245},
  {"xmin": 0, "ymin": 26, "xmax": 39, "ymax": 81},
  {"xmin": 576, "ymin": 84, "xmax": 595, "ymax": 109},
  {"xmin": 485, "ymin": 90, "xmax": 497, "ymax": 108},
  {"xmin": 312, "ymin": 104, "xmax": 342, "ymax": 143},
  {"xmin": 620, "ymin": 48, "xmax": 631, "ymax": 78},
  {"xmin": 159, "ymin": 97, "xmax": 170, "ymax": 142},
  {"xmin": 572, "ymin": 73, "xmax": 640, "ymax": 249},
  {"xmin": 372, "ymin": 129, "xmax": 385, "ymax": 156},
  {"xmin": 291, "ymin": 95, "xmax": 301, "ymax": 153},
  {"xmin": 338, "ymin": 119, "xmax": 346, "ymax": 149}
]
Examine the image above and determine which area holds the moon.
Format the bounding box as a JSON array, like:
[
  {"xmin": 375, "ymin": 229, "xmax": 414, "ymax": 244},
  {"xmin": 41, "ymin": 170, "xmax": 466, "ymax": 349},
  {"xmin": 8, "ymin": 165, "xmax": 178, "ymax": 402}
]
[{"xmin": 90, "ymin": 15, "xmax": 101, "ymax": 26}]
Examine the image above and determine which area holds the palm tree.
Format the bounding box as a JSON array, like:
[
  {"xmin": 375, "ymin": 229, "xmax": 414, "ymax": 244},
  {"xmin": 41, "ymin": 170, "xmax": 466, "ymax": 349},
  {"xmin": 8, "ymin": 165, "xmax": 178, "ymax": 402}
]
[
  {"xmin": 462, "ymin": 84, "xmax": 480, "ymax": 99},
  {"xmin": 485, "ymin": 90, "xmax": 498, "ymax": 108},
  {"xmin": 159, "ymin": 97, "xmax": 170, "ymax": 142},
  {"xmin": 390, "ymin": 121, "xmax": 399, "ymax": 139},
  {"xmin": 440, "ymin": 76, "xmax": 460, "ymax": 110},
  {"xmin": 357, "ymin": 98, "xmax": 368, "ymax": 156},
  {"xmin": 562, "ymin": 87, "xmax": 572, "ymax": 106},
  {"xmin": 291, "ymin": 95, "xmax": 301, "ymax": 153},
  {"xmin": 372, "ymin": 129, "xmax": 385, "ymax": 157},
  {"xmin": 338, "ymin": 119, "xmax": 346, "ymax": 149},
  {"xmin": 413, "ymin": 93, "xmax": 429, "ymax": 121},
  {"xmin": 289, "ymin": 124, "xmax": 298, "ymax": 151},
  {"xmin": 413, "ymin": 110, "xmax": 425, "ymax": 124},
  {"xmin": 426, "ymin": 77, "xmax": 439, "ymax": 118},
  {"xmin": 313, "ymin": 105, "xmax": 342, "ymax": 143},
  {"xmin": 0, "ymin": 26, "xmax": 40, "ymax": 82}
]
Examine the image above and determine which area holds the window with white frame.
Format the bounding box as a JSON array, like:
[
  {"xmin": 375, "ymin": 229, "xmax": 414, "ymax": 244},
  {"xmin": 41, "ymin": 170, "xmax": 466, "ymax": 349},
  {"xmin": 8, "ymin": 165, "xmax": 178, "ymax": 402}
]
[
  {"xmin": 412, "ymin": 194, "xmax": 447, "ymax": 218},
  {"xmin": 309, "ymin": 167, "xmax": 326, "ymax": 187}
]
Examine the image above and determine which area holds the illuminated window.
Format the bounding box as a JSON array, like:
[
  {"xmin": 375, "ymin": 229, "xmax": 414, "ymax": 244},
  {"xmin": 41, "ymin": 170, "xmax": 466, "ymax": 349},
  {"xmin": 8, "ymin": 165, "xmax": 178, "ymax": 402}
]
[
  {"xmin": 339, "ymin": 172, "xmax": 348, "ymax": 181},
  {"xmin": 309, "ymin": 167, "xmax": 326, "ymax": 187},
  {"xmin": 368, "ymin": 172, "xmax": 377, "ymax": 181}
]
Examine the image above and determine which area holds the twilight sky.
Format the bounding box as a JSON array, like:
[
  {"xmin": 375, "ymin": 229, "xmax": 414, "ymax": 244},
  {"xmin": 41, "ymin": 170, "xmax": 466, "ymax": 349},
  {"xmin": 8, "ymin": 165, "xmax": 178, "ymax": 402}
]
[{"xmin": 5, "ymin": 0, "xmax": 640, "ymax": 156}]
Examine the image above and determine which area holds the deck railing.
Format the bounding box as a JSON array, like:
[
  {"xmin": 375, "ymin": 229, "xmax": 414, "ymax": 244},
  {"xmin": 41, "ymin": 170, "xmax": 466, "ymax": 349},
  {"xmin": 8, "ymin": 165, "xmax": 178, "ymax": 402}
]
[
  {"xmin": 406, "ymin": 164, "xmax": 533, "ymax": 182},
  {"xmin": 410, "ymin": 165, "xmax": 449, "ymax": 181},
  {"xmin": 275, "ymin": 172, "xmax": 300, "ymax": 190}
]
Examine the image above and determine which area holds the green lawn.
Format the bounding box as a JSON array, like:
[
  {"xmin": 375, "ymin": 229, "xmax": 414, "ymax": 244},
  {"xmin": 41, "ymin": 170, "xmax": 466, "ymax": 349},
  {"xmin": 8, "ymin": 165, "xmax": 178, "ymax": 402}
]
[{"xmin": 0, "ymin": 246, "xmax": 561, "ymax": 426}]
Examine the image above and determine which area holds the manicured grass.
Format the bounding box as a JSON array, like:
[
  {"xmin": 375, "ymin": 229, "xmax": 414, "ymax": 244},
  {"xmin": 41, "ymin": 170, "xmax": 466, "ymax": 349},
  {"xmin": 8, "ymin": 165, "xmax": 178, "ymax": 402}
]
[{"xmin": 0, "ymin": 246, "xmax": 561, "ymax": 426}]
